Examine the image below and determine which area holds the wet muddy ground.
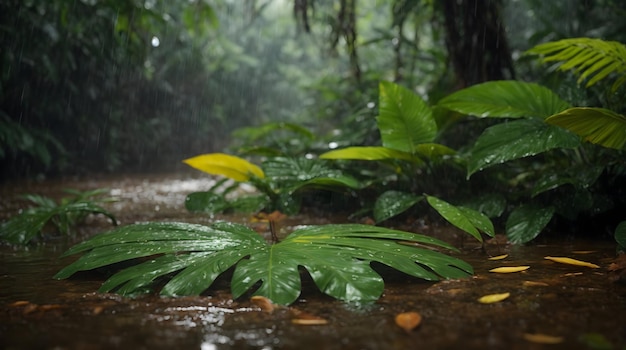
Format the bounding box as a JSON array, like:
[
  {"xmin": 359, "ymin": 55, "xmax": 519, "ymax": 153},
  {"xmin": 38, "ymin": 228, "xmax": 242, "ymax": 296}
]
[{"xmin": 1, "ymin": 172, "xmax": 625, "ymax": 349}]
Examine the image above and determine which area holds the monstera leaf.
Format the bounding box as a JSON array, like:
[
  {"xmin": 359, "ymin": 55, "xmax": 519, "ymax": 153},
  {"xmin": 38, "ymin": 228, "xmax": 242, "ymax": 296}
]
[{"xmin": 55, "ymin": 222, "xmax": 473, "ymax": 305}]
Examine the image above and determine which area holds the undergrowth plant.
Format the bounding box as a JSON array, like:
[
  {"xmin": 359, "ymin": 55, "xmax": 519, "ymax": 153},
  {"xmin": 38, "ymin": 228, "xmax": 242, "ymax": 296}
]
[
  {"xmin": 435, "ymin": 37, "xmax": 626, "ymax": 243},
  {"xmin": 0, "ymin": 189, "xmax": 117, "ymax": 245}
]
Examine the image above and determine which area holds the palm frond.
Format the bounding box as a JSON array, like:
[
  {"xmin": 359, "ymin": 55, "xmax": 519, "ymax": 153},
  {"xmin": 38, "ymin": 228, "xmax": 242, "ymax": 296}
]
[{"xmin": 527, "ymin": 37, "xmax": 626, "ymax": 91}]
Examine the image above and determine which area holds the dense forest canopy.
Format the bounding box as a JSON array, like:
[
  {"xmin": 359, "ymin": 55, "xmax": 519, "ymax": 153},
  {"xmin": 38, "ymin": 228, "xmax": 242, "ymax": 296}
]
[{"xmin": 1, "ymin": 0, "xmax": 625, "ymax": 179}]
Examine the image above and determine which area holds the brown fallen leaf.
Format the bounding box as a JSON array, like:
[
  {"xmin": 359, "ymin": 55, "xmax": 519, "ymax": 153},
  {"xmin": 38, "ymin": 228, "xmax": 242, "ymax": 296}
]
[
  {"xmin": 608, "ymin": 254, "xmax": 626, "ymax": 283},
  {"xmin": 523, "ymin": 280, "xmax": 549, "ymax": 287},
  {"xmin": 561, "ymin": 272, "xmax": 583, "ymax": 277},
  {"xmin": 523, "ymin": 333, "xmax": 564, "ymax": 344},
  {"xmin": 395, "ymin": 312, "xmax": 422, "ymax": 332},
  {"xmin": 290, "ymin": 309, "xmax": 328, "ymax": 325},
  {"xmin": 478, "ymin": 292, "xmax": 510, "ymax": 304},
  {"xmin": 92, "ymin": 306, "xmax": 105, "ymax": 315},
  {"xmin": 489, "ymin": 266, "xmax": 530, "ymax": 273},
  {"xmin": 488, "ymin": 254, "xmax": 509, "ymax": 261},
  {"xmin": 250, "ymin": 296, "xmax": 276, "ymax": 313},
  {"xmin": 38, "ymin": 304, "xmax": 64, "ymax": 311},
  {"xmin": 9, "ymin": 300, "xmax": 30, "ymax": 307},
  {"xmin": 545, "ymin": 256, "xmax": 599, "ymax": 268}
]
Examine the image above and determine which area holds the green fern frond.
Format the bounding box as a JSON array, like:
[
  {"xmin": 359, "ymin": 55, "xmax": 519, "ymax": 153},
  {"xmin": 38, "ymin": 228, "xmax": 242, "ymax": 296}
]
[{"xmin": 527, "ymin": 37, "xmax": 626, "ymax": 91}]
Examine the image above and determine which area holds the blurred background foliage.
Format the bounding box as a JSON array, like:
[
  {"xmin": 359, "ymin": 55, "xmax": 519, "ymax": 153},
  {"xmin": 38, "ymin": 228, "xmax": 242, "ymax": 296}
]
[{"xmin": 1, "ymin": 0, "xmax": 625, "ymax": 180}]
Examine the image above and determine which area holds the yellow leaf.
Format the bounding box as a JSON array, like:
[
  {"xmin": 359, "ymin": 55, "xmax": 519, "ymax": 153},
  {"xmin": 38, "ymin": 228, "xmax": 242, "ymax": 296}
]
[
  {"xmin": 182, "ymin": 153, "xmax": 265, "ymax": 181},
  {"xmin": 544, "ymin": 256, "xmax": 599, "ymax": 268},
  {"xmin": 488, "ymin": 254, "xmax": 508, "ymax": 260},
  {"xmin": 395, "ymin": 312, "xmax": 422, "ymax": 332},
  {"xmin": 478, "ymin": 292, "xmax": 510, "ymax": 304},
  {"xmin": 523, "ymin": 333, "xmax": 564, "ymax": 344},
  {"xmin": 489, "ymin": 266, "xmax": 530, "ymax": 273}
]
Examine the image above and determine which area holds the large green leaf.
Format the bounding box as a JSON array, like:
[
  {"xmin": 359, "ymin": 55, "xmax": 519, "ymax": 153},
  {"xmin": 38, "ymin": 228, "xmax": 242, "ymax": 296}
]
[
  {"xmin": 526, "ymin": 37, "xmax": 626, "ymax": 90},
  {"xmin": 373, "ymin": 191, "xmax": 423, "ymax": 223},
  {"xmin": 545, "ymin": 107, "xmax": 626, "ymax": 150},
  {"xmin": 55, "ymin": 222, "xmax": 473, "ymax": 305},
  {"xmin": 426, "ymin": 195, "xmax": 494, "ymax": 242},
  {"xmin": 506, "ymin": 204, "xmax": 555, "ymax": 244},
  {"xmin": 377, "ymin": 81, "xmax": 437, "ymax": 152},
  {"xmin": 468, "ymin": 119, "xmax": 581, "ymax": 176},
  {"xmin": 459, "ymin": 193, "xmax": 507, "ymax": 218},
  {"xmin": 437, "ymin": 81, "xmax": 571, "ymax": 119}
]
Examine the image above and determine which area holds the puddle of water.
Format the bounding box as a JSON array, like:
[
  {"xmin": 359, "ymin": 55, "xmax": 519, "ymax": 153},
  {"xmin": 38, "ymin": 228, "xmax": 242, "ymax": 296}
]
[{"xmin": 1, "ymin": 173, "xmax": 625, "ymax": 349}]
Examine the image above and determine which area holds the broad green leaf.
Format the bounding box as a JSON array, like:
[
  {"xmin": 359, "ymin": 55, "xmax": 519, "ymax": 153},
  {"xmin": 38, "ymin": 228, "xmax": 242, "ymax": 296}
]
[
  {"xmin": 468, "ymin": 119, "xmax": 581, "ymax": 176},
  {"xmin": 320, "ymin": 146, "xmax": 416, "ymax": 161},
  {"xmin": 545, "ymin": 107, "xmax": 626, "ymax": 150},
  {"xmin": 373, "ymin": 191, "xmax": 423, "ymax": 223},
  {"xmin": 457, "ymin": 207, "xmax": 495, "ymax": 238},
  {"xmin": 506, "ymin": 204, "xmax": 554, "ymax": 244},
  {"xmin": 437, "ymin": 81, "xmax": 571, "ymax": 119},
  {"xmin": 185, "ymin": 191, "xmax": 230, "ymax": 213},
  {"xmin": 615, "ymin": 221, "xmax": 626, "ymax": 248},
  {"xmin": 377, "ymin": 81, "xmax": 437, "ymax": 152},
  {"xmin": 183, "ymin": 153, "xmax": 265, "ymax": 181},
  {"xmin": 426, "ymin": 195, "xmax": 494, "ymax": 242},
  {"xmin": 531, "ymin": 165, "xmax": 603, "ymax": 197},
  {"xmin": 459, "ymin": 193, "xmax": 507, "ymax": 218},
  {"xmin": 56, "ymin": 222, "xmax": 473, "ymax": 305}
]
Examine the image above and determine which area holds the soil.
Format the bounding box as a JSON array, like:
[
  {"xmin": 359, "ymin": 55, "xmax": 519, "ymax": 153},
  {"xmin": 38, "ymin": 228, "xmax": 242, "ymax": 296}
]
[{"xmin": 1, "ymin": 172, "xmax": 625, "ymax": 349}]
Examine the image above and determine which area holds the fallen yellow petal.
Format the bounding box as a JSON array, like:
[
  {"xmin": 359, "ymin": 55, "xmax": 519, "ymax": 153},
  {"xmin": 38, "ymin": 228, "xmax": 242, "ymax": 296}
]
[
  {"xmin": 488, "ymin": 254, "xmax": 508, "ymax": 260},
  {"xmin": 545, "ymin": 256, "xmax": 599, "ymax": 268},
  {"xmin": 478, "ymin": 292, "xmax": 510, "ymax": 304},
  {"xmin": 523, "ymin": 333, "xmax": 564, "ymax": 344},
  {"xmin": 489, "ymin": 266, "xmax": 530, "ymax": 273}
]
